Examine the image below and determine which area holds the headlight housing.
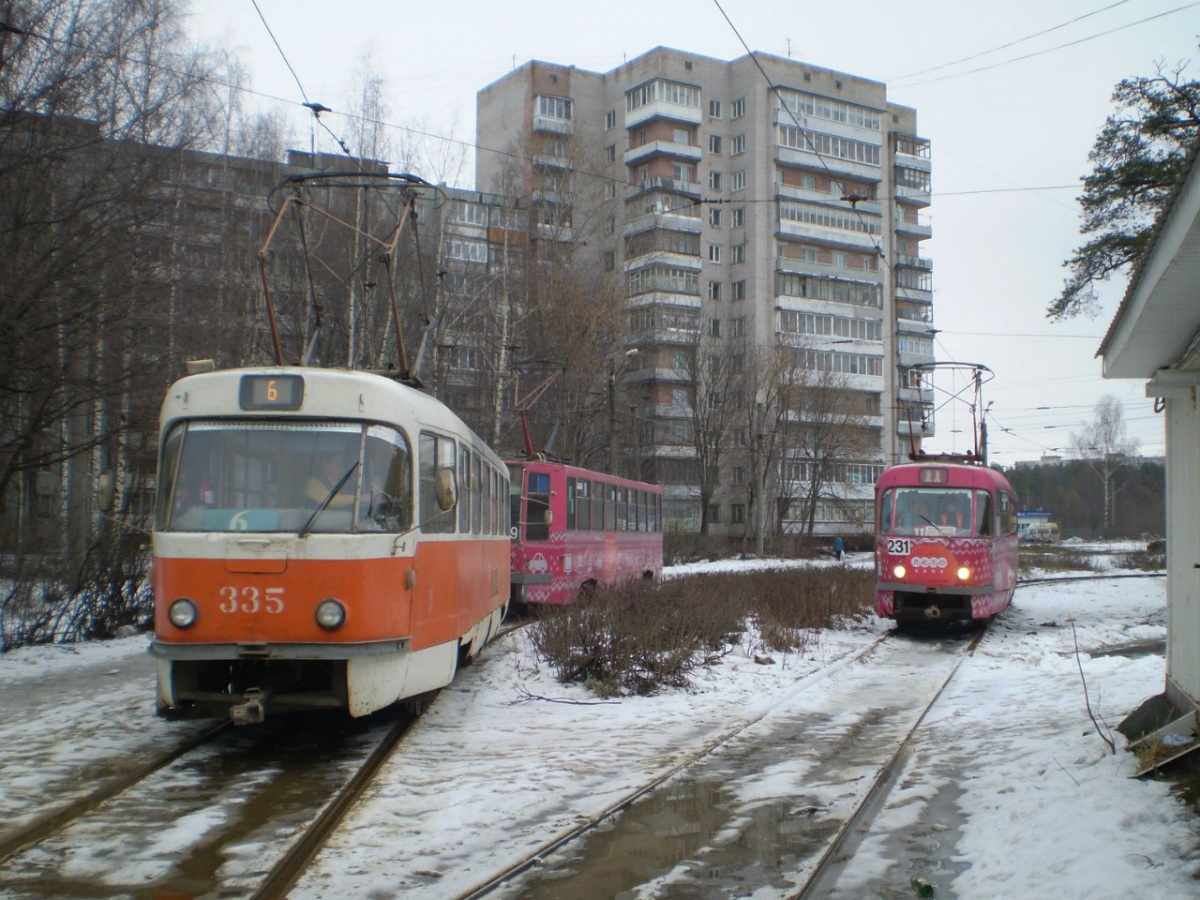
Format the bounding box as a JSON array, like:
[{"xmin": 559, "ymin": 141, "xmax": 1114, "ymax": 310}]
[
  {"xmin": 315, "ymin": 598, "xmax": 346, "ymax": 630},
  {"xmin": 167, "ymin": 598, "xmax": 198, "ymax": 628},
  {"xmin": 892, "ymin": 564, "xmax": 907, "ymax": 579},
  {"xmin": 956, "ymin": 566, "xmax": 972, "ymax": 581}
]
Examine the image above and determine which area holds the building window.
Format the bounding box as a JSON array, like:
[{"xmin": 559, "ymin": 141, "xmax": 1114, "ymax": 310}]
[
  {"xmin": 731, "ymin": 243, "xmax": 745, "ymax": 264},
  {"xmin": 730, "ymin": 316, "xmax": 745, "ymax": 337},
  {"xmin": 626, "ymin": 79, "xmax": 701, "ymax": 112},
  {"xmin": 674, "ymin": 162, "xmax": 696, "ymax": 183},
  {"xmin": 709, "ymin": 171, "xmax": 722, "ymax": 191},
  {"xmin": 605, "ymin": 144, "xmax": 616, "ymax": 162},
  {"xmin": 732, "ymin": 503, "xmax": 746, "ymax": 524},
  {"xmin": 674, "ymin": 127, "xmax": 691, "ymax": 145},
  {"xmin": 537, "ymin": 95, "xmax": 572, "ymax": 120},
  {"xmin": 708, "ymin": 503, "xmax": 721, "ymax": 523},
  {"xmin": 731, "ymin": 133, "xmax": 745, "ymax": 154},
  {"xmin": 731, "ymin": 97, "xmax": 746, "ymax": 118},
  {"xmin": 708, "ymin": 208, "xmax": 722, "ymax": 227},
  {"xmin": 605, "ymin": 109, "xmax": 616, "ymax": 129},
  {"xmin": 732, "ymin": 280, "xmax": 746, "ymax": 301},
  {"xmin": 708, "ymin": 280, "xmax": 722, "ymax": 300},
  {"xmin": 605, "ymin": 215, "xmax": 616, "ymax": 234},
  {"xmin": 709, "ymin": 134, "xmax": 722, "ymax": 154},
  {"xmin": 731, "ymin": 207, "xmax": 745, "ymax": 228},
  {"xmin": 731, "ymin": 170, "xmax": 745, "ymax": 191},
  {"xmin": 709, "ymin": 99, "xmax": 722, "ymax": 119},
  {"xmin": 604, "ymin": 251, "xmax": 616, "ymax": 271},
  {"xmin": 708, "ymin": 243, "xmax": 722, "ymax": 263},
  {"xmin": 709, "ymin": 318, "xmax": 721, "ymax": 337},
  {"xmin": 447, "ymin": 239, "xmax": 488, "ymax": 263},
  {"xmin": 604, "ymin": 182, "xmax": 616, "ymax": 200}
]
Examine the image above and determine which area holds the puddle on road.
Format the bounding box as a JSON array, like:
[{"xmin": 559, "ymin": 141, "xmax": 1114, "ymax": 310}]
[{"xmin": 509, "ymin": 776, "xmax": 844, "ymax": 899}]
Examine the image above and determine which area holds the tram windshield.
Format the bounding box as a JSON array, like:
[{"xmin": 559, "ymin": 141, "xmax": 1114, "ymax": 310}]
[
  {"xmin": 156, "ymin": 420, "xmax": 412, "ymax": 534},
  {"xmin": 880, "ymin": 487, "xmax": 992, "ymax": 538}
]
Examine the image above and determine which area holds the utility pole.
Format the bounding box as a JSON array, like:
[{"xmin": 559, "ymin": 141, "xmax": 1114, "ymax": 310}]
[{"xmin": 608, "ymin": 368, "xmax": 617, "ymax": 475}]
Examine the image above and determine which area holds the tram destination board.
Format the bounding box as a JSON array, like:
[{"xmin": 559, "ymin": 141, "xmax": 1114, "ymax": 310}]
[{"xmin": 239, "ymin": 374, "xmax": 304, "ymax": 411}]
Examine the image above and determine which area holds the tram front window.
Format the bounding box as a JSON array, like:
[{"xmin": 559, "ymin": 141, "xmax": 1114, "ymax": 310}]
[
  {"xmin": 886, "ymin": 488, "xmax": 976, "ymax": 537},
  {"xmin": 158, "ymin": 420, "xmax": 411, "ymax": 534}
]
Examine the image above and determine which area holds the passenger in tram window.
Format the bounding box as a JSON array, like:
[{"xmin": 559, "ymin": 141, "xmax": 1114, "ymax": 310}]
[
  {"xmin": 938, "ymin": 496, "xmax": 967, "ymax": 530},
  {"xmin": 307, "ymin": 450, "xmax": 357, "ymax": 508}
]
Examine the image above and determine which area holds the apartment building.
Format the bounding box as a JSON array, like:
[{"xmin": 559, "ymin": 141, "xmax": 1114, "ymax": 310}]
[{"xmin": 479, "ymin": 47, "xmax": 935, "ymax": 535}]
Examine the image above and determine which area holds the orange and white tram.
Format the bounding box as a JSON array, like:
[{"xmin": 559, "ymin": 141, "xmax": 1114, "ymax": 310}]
[{"xmin": 150, "ymin": 366, "xmax": 509, "ymax": 723}]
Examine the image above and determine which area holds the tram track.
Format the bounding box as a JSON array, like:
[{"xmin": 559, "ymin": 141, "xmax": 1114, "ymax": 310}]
[
  {"xmin": 0, "ymin": 706, "xmax": 421, "ymax": 898},
  {"xmin": 0, "ymin": 720, "xmax": 231, "ymax": 865},
  {"xmin": 456, "ymin": 625, "xmax": 995, "ymax": 899}
]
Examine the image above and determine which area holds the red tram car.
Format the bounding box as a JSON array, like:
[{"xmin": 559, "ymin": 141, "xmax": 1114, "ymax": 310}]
[
  {"xmin": 874, "ymin": 462, "xmax": 1018, "ymax": 625},
  {"xmin": 508, "ymin": 460, "xmax": 663, "ymax": 605}
]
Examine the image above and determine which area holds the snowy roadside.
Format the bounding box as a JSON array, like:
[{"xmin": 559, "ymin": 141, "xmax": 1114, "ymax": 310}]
[{"xmin": 0, "ymin": 553, "xmax": 1195, "ymax": 899}]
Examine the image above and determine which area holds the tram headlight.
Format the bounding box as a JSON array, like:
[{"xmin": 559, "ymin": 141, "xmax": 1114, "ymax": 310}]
[
  {"xmin": 956, "ymin": 566, "xmax": 972, "ymax": 581},
  {"xmin": 167, "ymin": 598, "xmax": 198, "ymax": 629},
  {"xmin": 892, "ymin": 564, "xmax": 907, "ymax": 580},
  {"xmin": 315, "ymin": 598, "xmax": 346, "ymax": 630}
]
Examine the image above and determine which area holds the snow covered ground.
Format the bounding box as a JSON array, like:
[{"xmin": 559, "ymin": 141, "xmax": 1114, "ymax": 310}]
[{"xmin": 0, "ymin": 548, "xmax": 1196, "ymax": 898}]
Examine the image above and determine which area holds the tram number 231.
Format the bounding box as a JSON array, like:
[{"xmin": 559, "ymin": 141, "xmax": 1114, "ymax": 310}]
[
  {"xmin": 218, "ymin": 585, "xmax": 285, "ymax": 614},
  {"xmin": 885, "ymin": 538, "xmax": 912, "ymax": 555}
]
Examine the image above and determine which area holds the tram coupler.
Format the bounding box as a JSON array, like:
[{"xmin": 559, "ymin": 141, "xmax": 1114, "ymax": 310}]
[
  {"xmin": 230, "ymin": 687, "xmax": 269, "ymax": 725},
  {"xmin": 924, "ymin": 605, "xmax": 942, "ymax": 620}
]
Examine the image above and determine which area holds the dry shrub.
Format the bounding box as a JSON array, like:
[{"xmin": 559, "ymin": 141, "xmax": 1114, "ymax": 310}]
[
  {"xmin": 1018, "ymin": 544, "xmax": 1102, "ymax": 576},
  {"xmin": 529, "ymin": 566, "xmax": 875, "ymax": 696}
]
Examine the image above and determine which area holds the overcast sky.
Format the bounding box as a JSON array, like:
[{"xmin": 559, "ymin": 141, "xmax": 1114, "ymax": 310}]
[{"xmin": 186, "ymin": 0, "xmax": 1200, "ymax": 463}]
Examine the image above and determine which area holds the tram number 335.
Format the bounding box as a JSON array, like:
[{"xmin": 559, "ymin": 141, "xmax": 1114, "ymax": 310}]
[
  {"xmin": 885, "ymin": 538, "xmax": 912, "ymax": 555},
  {"xmin": 218, "ymin": 585, "xmax": 285, "ymax": 614}
]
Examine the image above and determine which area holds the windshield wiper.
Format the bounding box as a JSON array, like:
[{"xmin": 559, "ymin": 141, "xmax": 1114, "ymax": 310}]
[{"xmin": 299, "ymin": 462, "xmax": 359, "ymax": 538}]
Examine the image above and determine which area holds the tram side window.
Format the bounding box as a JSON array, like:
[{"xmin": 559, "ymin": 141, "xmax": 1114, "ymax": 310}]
[
  {"xmin": 576, "ymin": 479, "xmax": 591, "ymax": 530},
  {"xmin": 419, "ymin": 432, "xmax": 456, "ymax": 534},
  {"xmin": 527, "ymin": 471, "xmax": 552, "ymax": 541},
  {"xmin": 607, "ymin": 484, "xmax": 618, "ymax": 531},
  {"xmin": 458, "ymin": 448, "xmax": 471, "ymax": 533},
  {"xmin": 482, "ymin": 462, "xmax": 492, "ymax": 535},
  {"xmin": 359, "ymin": 426, "xmax": 412, "ymax": 533},
  {"xmin": 473, "ymin": 456, "xmax": 483, "ymax": 533},
  {"xmin": 509, "ymin": 467, "xmax": 523, "ymax": 537},
  {"xmin": 592, "ymin": 480, "xmax": 605, "ymax": 531},
  {"xmin": 999, "ymin": 491, "xmax": 1018, "ymax": 535},
  {"xmin": 617, "ymin": 487, "xmax": 628, "ymax": 531},
  {"xmin": 567, "ymin": 478, "xmax": 577, "ymax": 529},
  {"xmin": 975, "ymin": 490, "xmax": 994, "ymax": 536},
  {"xmin": 880, "ymin": 490, "xmax": 894, "ymax": 535}
]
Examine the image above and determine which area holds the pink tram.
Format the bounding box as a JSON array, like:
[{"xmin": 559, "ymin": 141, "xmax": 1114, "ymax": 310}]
[
  {"xmin": 874, "ymin": 462, "xmax": 1019, "ymax": 625},
  {"xmin": 508, "ymin": 460, "xmax": 664, "ymax": 605}
]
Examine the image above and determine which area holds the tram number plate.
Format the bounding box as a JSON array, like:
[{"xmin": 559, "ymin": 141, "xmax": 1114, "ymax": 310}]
[
  {"xmin": 218, "ymin": 586, "xmax": 285, "ymax": 614},
  {"xmin": 885, "ymin": 538, "xmax": 911, "ymax": 555}
]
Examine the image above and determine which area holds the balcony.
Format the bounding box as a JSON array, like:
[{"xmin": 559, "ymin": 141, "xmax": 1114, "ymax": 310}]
[
  {"xmin": 777, "ymin": 182, "xmax": 883, "ymax": 217},
  {"xmin": 625, "ymin": 175, "xmax": 702, "ymax": 201},
  {"xmin": 894, "ymin": 214, "xmax": 932, "ymax": 240},
  {"xmin": 896, "ymin": 254, "xmax": 933, "ymax": 271},
  {"xmin": 624, "ymin": 100, "xmax": 703, "ymax": 129},
  {"xmin": 625, "ymin": 251, "xmax": 702, "ymax": 273},
  {"xmin": 895, "ymin": 181, "xmax": 931, "ymax": 208},
  {"xmin": 776, "ymin": 255, "xmax": 884, "ymax": 284},
  {"xmin": 778, "ymin": 218, "xmax": 879, "ymax": 251},
  {"xmin": 775, "ymin": 145, "xmax": 881, "ymax": 183},
  {"xmin": 532, "ymin": 114, "xmax": 573, "ymax": 135},
  {"xmin": 624, "ymin": 140, "xmax": 703, "ymax": 166},
  {"xmin": 623, "ymin": 210, "xmax": 702, "ymax": 238}
]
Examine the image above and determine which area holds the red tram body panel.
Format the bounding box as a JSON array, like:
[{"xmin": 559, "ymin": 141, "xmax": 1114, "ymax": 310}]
[
  {"xmin": 507, "ymin": 461, "xmax": 663, "ymax": 605},
  {"xmin": 874, "ymin": 462, "xmax": 1018, "ymax": 624},
  {"xmin": 150, "ymin": 367, "xmax": 510, "ymax": 722}
]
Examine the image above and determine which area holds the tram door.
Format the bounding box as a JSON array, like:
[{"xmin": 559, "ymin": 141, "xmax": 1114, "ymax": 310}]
[{"xmin": 526, "ymin": 471, "xmax": 551, "ymax": 541}]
